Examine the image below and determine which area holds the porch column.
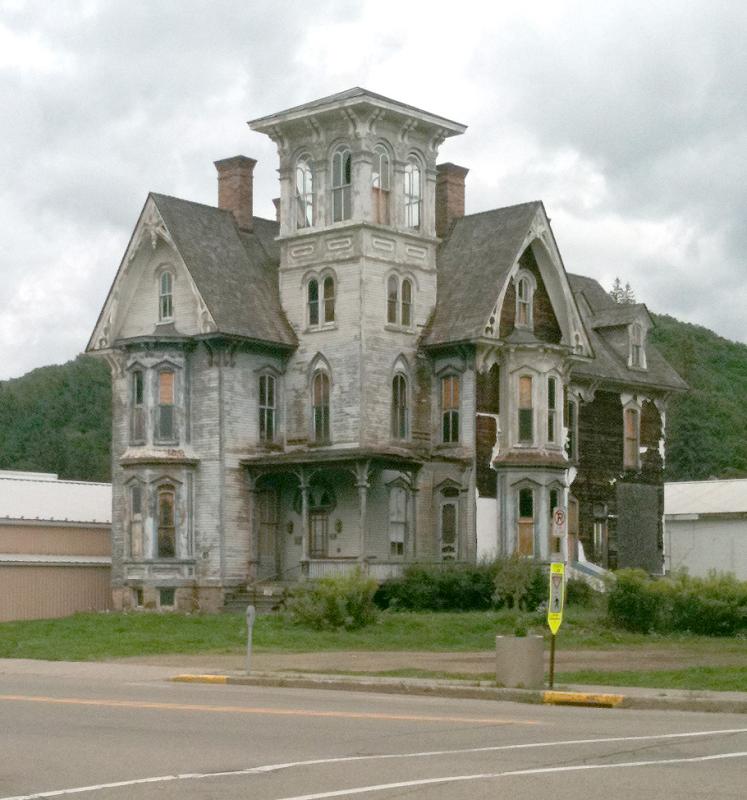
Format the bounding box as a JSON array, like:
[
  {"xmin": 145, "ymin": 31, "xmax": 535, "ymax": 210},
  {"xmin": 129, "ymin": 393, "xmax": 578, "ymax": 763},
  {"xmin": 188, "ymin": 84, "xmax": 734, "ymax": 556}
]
[
  {"xmin": 408, "ymin": 469, "xmax": 419, "ymax": 561},
  {"xmin": 246, "ymin": 471, "xmax": 259, "ymax": 582},
  {"xmin": 353, "ymin": 460, "xmax": 371, "ymax": 565},
  {"xmin": 295, "ymin": 468, "xmax": 310, "ymax": 578}
]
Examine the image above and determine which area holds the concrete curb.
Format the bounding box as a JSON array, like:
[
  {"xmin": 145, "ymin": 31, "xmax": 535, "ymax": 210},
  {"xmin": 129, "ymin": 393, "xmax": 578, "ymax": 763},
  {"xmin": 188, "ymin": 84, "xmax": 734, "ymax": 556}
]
[{"xmin": 170, "ymin": 671, "xmax": 747, "ymax": 714}]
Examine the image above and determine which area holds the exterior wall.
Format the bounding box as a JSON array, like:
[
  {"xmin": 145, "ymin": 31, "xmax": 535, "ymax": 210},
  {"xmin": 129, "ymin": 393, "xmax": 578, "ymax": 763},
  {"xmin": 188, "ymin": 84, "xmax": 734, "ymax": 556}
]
[
  {"xmin": 0, "ymin": 520, "xmax": 112, "ymax": 621},
  {"xmin": 666, "ymin": 517, "xmax": 747, "ymax": 580},
  {"xmin": 0, "ymin": 566, "xmax": 112, "ymax": 622}
]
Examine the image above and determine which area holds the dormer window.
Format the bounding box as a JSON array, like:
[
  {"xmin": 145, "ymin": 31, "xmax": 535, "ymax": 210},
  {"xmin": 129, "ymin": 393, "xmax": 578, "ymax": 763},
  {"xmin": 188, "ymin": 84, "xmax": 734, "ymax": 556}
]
[
  {"xmin": 515, "ymin": 271, "xmax": 535, "ymax": 329},
  {"xmin": 332, "ymin": 146, "xmax": 352, "ymax": 222},
  {"xmin": 295, "ymin": 155, "xmax": 314, "ymax": 229},
  {"xmin": 159, "ymin": 271, "xmax": 173, "ymax": 321},
  {"xmin": 372, "ymin": 144, "xmax": 391, "ymax": 224},
  {"xmin": 404, "ymin": 157, "xmax": 421, "ymax": 229},
  {"xmin": 630, "ymin": 323, "xmax": 646, "ymax": 368}
]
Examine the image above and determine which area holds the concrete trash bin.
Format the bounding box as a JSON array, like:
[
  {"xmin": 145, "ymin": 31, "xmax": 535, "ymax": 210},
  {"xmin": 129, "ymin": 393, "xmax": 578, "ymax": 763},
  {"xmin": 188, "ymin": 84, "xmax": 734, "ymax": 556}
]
[{"xmin": 495, "ymin": 634, "xmax": 544, "ymax": 688}]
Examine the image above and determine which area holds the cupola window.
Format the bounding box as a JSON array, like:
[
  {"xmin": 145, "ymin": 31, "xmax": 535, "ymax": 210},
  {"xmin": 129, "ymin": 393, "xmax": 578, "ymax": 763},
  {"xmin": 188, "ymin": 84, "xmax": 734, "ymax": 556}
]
[
  {"xmin": 372, "ymin": 144, "xmax": 391, "ymax": 224},
  {"xmin": 332, "ymin": 147, "xmax": 352, "ymax": 222},
  {"xmin": 295, "ymin": 156, "xmax": 314, "ymax": 228},
  {"xmin": 404, "ymin": 158, "xmax": 421, "ymax": 229}
]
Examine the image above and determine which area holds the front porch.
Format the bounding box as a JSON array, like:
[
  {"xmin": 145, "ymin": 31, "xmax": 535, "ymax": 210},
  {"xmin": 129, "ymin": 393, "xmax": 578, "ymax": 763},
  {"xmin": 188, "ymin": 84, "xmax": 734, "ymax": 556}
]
[{"xmin": 241, "ymin": 448, "xmax": 427, "ymax": 585}]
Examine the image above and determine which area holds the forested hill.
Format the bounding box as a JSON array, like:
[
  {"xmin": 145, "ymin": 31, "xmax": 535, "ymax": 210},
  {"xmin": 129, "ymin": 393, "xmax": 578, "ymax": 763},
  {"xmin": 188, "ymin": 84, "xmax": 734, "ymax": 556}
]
[
  {"xmin": 650, "ymin": 314, "xmax": 747, "ymax": 481},
  {"xmin": 0, "ymin": 313, "xmax": 745, "ymax": 483},
  {"xmin": 0, "ymin": 355, "xmax": 111, "ymax": 482}
]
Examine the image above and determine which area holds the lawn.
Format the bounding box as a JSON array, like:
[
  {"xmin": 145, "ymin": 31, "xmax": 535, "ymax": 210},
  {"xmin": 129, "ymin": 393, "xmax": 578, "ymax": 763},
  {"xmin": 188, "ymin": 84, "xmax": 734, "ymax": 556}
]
[{"xmin": 1, "ymin": 606, "xmax": 746, "ymax": 663}]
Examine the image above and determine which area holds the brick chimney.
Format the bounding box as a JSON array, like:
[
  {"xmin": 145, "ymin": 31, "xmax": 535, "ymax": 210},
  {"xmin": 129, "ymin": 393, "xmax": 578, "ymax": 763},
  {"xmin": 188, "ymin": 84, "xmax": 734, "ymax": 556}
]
[
  {"xmin": 436, "ymin": 163, "xmax": 469, "ymax": 238},
  {"xmin": 214, "ymin": 155, "xmax": 257, "ymax": 231}
]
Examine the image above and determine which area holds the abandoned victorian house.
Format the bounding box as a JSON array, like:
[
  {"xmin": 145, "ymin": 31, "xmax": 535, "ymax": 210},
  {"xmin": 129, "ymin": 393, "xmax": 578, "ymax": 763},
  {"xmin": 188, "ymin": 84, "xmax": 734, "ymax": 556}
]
[{"xmin": 87, "ymin": 89, "xmax": 686, "ymax": 611}]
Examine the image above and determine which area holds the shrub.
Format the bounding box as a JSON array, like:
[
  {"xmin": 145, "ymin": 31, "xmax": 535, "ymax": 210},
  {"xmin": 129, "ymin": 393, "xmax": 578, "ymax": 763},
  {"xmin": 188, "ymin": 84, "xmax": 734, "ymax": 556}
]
[
  {"xmin": 374, "ymin": 563, "xmax": 496, "ymax": 611},
  {"xmin": 607, "ymin": 568, "xmax": 747, "ymax": 636},
  {"xmin": 565, "ymin": 577, "xmax": 597, "ymax": 607},
  {"xmin": 492, "ymin": 555, "xmax": 546, "ymax": 611},
  {"xmin": 286, "ymin": 569, "xmax": 379, "ymax": 630}
]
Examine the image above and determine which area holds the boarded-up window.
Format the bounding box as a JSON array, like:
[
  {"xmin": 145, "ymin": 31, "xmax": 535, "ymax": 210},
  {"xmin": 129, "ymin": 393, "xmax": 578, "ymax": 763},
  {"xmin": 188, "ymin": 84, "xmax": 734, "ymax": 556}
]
[
  {"xmin": 518, "ymin": 376, "xmax": 533, "ymax": 443},
  {"xmin": 476, "ymin": 364, "xmax": 500, "ymax": 414},
  {"xmin": 517, "ymin": 488, "xmax": 534, "ymax": 556},
  {"xmin": 624, "ymin": 408, "xmax": 639, "ymax": 469},
  {"xmin": 157, "ymin": 370, "xmax": 175, "ymax": 441},
  {"xmin": 441, "ymin": 376, "xmax": 460, "ymax": 443}
]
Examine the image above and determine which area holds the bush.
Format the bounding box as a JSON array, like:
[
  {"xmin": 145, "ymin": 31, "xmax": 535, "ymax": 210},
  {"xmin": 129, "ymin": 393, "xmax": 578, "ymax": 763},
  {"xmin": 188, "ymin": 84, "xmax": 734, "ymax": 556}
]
[
  {"xmin": 374, "ymin": 563, "xmax": 496, "ymax": 611},
  {"xmin": 286, "ymin": 569, "xmax": 379, "ymax": 630},
  {"xmin": 565, "ymin": 578, "xmax": 597, "ymax": 607},
  {"xmin": 492, "ymin": 555, "xmax": 546, "ymax": 611},
  {"xmin": 607, "ymin": 569, "xmax": 747, "ymax": 636}
]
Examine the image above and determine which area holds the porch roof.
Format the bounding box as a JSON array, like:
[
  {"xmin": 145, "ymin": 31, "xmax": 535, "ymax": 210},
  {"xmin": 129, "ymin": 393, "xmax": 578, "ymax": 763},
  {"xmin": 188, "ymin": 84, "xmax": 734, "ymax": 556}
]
[{"xmin": 240, "ymin": 446, "xmax": 429, "ymax": 473}]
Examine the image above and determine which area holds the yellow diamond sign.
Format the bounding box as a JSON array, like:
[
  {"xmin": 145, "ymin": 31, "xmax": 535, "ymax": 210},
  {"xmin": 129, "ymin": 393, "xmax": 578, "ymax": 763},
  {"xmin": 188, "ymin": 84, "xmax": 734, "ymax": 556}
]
[{"xmin": 547, "ymin": 561, "xmax": 565, "ymax": 635}]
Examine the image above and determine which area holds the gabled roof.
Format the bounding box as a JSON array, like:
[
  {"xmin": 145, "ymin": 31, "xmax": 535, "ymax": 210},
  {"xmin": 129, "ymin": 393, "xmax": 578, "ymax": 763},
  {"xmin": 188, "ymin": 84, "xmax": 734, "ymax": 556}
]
[
  {"xmin": 665, "ymin": 479, "xmax": 747, "ymax": 516},
  {"xmin": 0, "ymin": 471, "xmax": 111, "ymax": 525},
  {"xmin": 422, "ymin": 202, "xmax": 542, "ymax": 347},
  {"xmin": 568, "ymin": 274, "xmax": 687, "ymax": 391},
  {"xmin": 151, "ymin": 194, "xmax": 296, "ymax": 348}
]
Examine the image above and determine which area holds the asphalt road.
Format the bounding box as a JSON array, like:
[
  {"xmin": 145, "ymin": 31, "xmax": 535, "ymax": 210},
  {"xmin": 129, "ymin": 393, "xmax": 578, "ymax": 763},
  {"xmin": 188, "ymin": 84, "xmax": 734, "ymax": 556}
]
[{"xmin": 1, "ymin": 664, "xmax": 746, "ymax": 799}]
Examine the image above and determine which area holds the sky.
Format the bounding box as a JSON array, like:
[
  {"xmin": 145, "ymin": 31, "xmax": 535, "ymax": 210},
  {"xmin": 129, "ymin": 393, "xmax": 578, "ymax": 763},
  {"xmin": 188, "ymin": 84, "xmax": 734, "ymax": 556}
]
[{"xmin": 1, "ymin": 0, "xmax": 745, "ymax": 381}]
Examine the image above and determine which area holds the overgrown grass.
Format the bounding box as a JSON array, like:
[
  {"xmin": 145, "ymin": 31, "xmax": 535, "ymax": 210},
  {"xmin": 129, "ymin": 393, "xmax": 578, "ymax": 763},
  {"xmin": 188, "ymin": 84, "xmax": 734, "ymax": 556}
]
[{"xmin": 3, "ymin": 606, "xmax": 747, "ymax": 662}]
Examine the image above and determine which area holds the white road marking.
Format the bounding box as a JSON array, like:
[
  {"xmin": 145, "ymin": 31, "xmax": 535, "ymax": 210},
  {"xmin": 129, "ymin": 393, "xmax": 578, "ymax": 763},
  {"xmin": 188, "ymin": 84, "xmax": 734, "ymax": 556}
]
[
  {"xmin": 3, "ymin": 727, "xmax": 747, "ymax": 800},
  {"xmin": 271, "ymin": 751, "xmax": 747, "ymax": 800}
]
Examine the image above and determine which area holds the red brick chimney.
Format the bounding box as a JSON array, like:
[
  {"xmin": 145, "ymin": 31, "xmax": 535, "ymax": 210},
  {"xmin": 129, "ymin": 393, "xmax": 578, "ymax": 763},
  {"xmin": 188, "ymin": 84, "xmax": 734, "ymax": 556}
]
[
  {"xmin": 214, "ymin": 155, "xmax": 257, "ymax": 231},
  {"xmin": 436, "ymin": 162, "xmax": 469, "ymax": 238}
]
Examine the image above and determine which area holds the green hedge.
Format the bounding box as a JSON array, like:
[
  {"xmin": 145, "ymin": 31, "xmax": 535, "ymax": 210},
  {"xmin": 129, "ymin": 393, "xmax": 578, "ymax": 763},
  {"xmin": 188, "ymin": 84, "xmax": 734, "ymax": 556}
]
[
  {"xmin": 607, "ymin": 569, "xmax": 747, "ymax": 636},
  {"xmin": 374, "ymin": 558, "xmax": 547, "ymax": 612},
  {"xmin": 286, "ymin": 569, "xmax": 379, "ymax": 630}
]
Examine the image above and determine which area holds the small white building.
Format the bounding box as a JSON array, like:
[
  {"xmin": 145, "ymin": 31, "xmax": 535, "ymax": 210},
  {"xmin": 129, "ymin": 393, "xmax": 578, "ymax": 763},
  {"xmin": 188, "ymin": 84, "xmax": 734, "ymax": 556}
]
[
  {"xmin": 664, "ymin": 479, "xmax": 747, "ymax": 580},
  {"xmin": 0, "ymin": 470, "xmax": 112, "ymax": 621}
]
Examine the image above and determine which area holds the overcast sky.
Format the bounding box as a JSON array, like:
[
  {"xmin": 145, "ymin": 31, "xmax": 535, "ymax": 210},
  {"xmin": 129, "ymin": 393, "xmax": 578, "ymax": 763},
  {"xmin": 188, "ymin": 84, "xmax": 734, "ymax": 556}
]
[{"xmin": 1, "ymin": 0, "xmax": 745, "ymax": 381}]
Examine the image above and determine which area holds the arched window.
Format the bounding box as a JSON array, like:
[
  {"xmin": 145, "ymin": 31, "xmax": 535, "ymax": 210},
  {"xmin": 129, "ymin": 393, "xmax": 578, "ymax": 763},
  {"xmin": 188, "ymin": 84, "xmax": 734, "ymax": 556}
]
[
  {"xmin": 387, "ymin": 275, "xmax": 398, "ymax": 324},
  {"xmin": 391, "ymin": 373, "xmax": 409, "ymax": 440},
  {"xmin": 332, "ymin": 146, "xmax": 352, "ymax": 222},
  {"xmin": 312, "ymin": 371, "xmax": 330, "ymax": 443},
  {"xmin": 323, "ymin": 275, "xmax": 335, "ymax": 323},
  {"xmin": 404, "ymin": 158, "xmax": 421, "ymax": 229},
  {"xmin": 515, "ymin": 272, "xmax": 534, "ymax": 328},
  {"xmin": 401, "ymin": 278, "xmax": 413, "ymax": 328},
  {"xmin": 295, "ymin": 156, "xmax": 314, "ymax": 228},
  {"xmin": 129, "ymin": 483, "xmax": 144, "ymax": 559},
  {"xmin": 131, "ymin": 369, "xmax": 145, "ymax": 443},
  {"xmin": 517, "ymin": 487, "xmax": 534, "ymax": 556},
  {"xmin": 259, "ymin": 374, "xmax": 276, "ymax": 443},
  {"xmin": 157, "ymin": 369, "xmax": 176, "ymax": 442},
  {"xmin": 518, "ymin": 375, "xmax": 533, "ymax": 443},
  {"xmin": 388, "ymin": 485, "xmax": 407, "ymax": 556},
  {"xmin": 159, "ymin": 271, "xmax": 173, "ymax": 321},
  {"xmin": 441, "ymin": 375, "xmax": 460, "ymax": 444},
  {"xmin": 372, "ymin": 144, "xmax": 391, "ymax": 224},
  {"xmin": 157, "ymin": 485, "xmax": 176, "ymax": 558},
  {"xmin": 547, "ymin": 376, "xmax": 557, "ymax": 443},
  {"xmin": 308, "ymin": 278, "xmax": 319, "ymax": 327}
]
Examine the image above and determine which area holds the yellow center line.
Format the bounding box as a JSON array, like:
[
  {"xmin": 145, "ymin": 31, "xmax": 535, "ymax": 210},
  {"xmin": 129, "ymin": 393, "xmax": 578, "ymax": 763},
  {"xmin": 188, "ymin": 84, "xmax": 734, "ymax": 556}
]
[{"xmin": 0, "ymin": 694, "xmax": 539, "ymax": 725}]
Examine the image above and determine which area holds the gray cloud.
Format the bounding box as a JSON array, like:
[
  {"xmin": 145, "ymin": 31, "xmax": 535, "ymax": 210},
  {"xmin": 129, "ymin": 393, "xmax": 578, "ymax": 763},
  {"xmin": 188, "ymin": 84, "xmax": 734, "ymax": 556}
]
[{"xmin": 0, "ymin": 0, "xmax": 744, "ymax": 379}]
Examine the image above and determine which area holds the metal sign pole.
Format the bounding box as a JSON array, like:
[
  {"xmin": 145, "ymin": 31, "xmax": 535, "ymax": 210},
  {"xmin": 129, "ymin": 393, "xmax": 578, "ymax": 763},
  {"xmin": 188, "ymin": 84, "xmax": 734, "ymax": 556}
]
[
  {"xmin": 246, "ymin": 604, "xmax": 256, "ymax": 675},
  {"xmin": 549, "ymin": 632, "xmax": 556, "ymax": 689}
]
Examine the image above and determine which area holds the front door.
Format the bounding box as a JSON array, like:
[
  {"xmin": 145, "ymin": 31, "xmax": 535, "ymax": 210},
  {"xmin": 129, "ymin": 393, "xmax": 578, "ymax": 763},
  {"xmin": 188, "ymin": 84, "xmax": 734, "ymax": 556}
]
[
  {"xmin": 310, "ymin": 512, "xmax": 329, "ymax": 558},
  {"xmin": 257, "ymin": 490, "xmax": 279, "ymax": 579}
]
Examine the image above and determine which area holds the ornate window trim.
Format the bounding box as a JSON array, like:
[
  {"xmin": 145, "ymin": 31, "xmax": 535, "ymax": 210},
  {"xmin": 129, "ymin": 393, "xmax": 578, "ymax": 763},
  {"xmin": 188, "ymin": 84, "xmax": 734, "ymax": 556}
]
[
  {"xmin": 404, "ymin": 155, "xmax": 422, "ymax": 230},
  {"xmin": 372, "ymin": 142, "xmax": 391, "ymax": 225},
  {"xmin": 514, "ymin": 269, "xmax": 536, "ymax": 330},
  {"xmin": 305, "ymin": 270, "xmax": 337, "ymax": 330},
  {"xmin": 385, "ymin": 272, "xmax": 416, "ymax": 329},
  {"xmin": 331, "ymin": 145, "xmax": 352, "ymax": 222},
  {"xmin": 158, "ymin": 269, "xmax": 174, "ymax": 323},
  {"xmin": 295, "ymin": 154, "xmax": 314, "ymax": 229}
]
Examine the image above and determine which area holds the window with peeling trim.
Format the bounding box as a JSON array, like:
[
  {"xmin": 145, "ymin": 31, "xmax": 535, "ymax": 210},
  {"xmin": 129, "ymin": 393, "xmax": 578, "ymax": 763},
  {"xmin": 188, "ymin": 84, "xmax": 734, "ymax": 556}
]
[
  {"xmin": 157, "ymin": 485, "xmax": 176, "ymax": 558},
  {"xmin": 323, "ymin": 276, "xmax": 335, "ymax": 323},
  {"xmin": 388, "ymin": 486, "xmax": 407, "ymax": 556},
  {"xmin": 312, "ymin": 371, "xmax": 330, "ymax": 443},
  {"xmin": 159, "ymin": 272, "xmax": 173, "ymax": 321},
  {"xmin": 295, "ymin": 156, "xmax": 314, "ymax": 228},
  {"xmin": 404, "ymin": 158, "xmax": 421, "ymax": 229},
  {"xmin": 332, "ymin": 146, "xmax": 352, "ymax": 222},
  {"xmin": 391, "ymin": 373, "xmax": 409, "ymax": 440},
  {"xmin": 131, "ymin": 370, "xmax": 145, "ymax": 443},
  {"xmin": 129, "ymin": 483, "xmax": 144, "ymax": 559},
  {"xmin": 259, "ymin": 374, "xmax": 276, "ymax": 443},
  {"xmin": 372, "ymin": 144, "xmax": 390, "ymax": 224},
  {"xmin": 157, "ymin": 370, "xmax": 176, "ymax": 441},
  {"xmin": 441, "ymin": 375, "xmax": 460, "ymax": 444}
]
